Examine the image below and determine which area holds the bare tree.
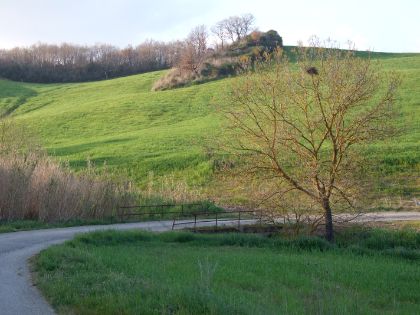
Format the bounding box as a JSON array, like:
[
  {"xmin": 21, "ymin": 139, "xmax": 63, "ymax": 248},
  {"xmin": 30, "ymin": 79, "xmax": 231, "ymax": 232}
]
[
  {"xmin": 211, "ymin": 21, "xmax": 228, "ymax": 50},
  {"xmin": 178, "ymin": 25, "xmax": 209, "ymax": 75},
  {"xmin": 236, "ymin": 13, "xmax": 255, "ymax": 40},
  {"xmin": 223, "ymin": 13, "xmax": 255, "ymax": 43},
  {"xmin": 221, "ymin": 40, "xmax": 400, "ymax": 241}
]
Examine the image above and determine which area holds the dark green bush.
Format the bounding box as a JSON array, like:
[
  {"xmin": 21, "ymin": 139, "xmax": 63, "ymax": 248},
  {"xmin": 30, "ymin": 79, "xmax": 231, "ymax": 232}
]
[
  {"xmin": 217, "ymin": 63, "xmax": 237, "ymax": 76},
  {"xmin": 200, "ymin": 63, "xmax": 217, "ymax": 77},
  {"xmin": 259, "ymin": 30, "xmax": 283, "ymax": 50}
]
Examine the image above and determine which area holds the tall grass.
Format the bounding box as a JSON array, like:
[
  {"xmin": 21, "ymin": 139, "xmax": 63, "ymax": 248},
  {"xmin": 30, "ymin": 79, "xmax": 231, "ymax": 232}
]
[
  {"xmin": 0, "ymin": 151, "xmax": 134, "ymax": 221},
  {"xmin": 0, "ymin": 120, "xmax": 134, "ymax": 221}
]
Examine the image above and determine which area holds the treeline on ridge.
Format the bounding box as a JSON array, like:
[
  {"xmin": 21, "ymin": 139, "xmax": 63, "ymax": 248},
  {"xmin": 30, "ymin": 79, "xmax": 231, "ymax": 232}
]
[{"xmin": 0, "ymin": 41, "xmax": 183, "ymax": 83}]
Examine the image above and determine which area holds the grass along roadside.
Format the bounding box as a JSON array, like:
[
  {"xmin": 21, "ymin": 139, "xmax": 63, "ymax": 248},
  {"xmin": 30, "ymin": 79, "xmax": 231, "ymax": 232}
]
[
  {"xmin": 0, "ymin": 219, "xmax": 122, "ymax": 234},
  {"xmin": 33, "ymin": 229, "xmax": 420, "ymax": 314}
]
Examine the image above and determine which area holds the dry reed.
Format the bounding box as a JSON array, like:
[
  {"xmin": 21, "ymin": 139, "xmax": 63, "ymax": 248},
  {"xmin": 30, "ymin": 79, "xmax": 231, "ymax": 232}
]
[
  {"xmin": 0, "ymin": 119, "xmax": 207, "ymax": 222},
  {"xmin": 0, "ymin": 150, "xmax": 134, "ymax": 222}
]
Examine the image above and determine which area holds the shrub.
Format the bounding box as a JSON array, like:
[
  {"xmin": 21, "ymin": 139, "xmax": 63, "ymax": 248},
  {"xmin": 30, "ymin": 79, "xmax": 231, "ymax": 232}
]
[
  {"xmin": 217, "ymin": 62, "xmax": 237, "ymax": 76},
  {"xmin": 259, "ymin": 30, "xmax": 283, "ymax": 50},
  {"xmin": 200, "ymin": 63, "xmax": 217, "ymax": 77},
  {"xmin": 151, "ymin": 68, "xmax": 198, "ymax": 91}
]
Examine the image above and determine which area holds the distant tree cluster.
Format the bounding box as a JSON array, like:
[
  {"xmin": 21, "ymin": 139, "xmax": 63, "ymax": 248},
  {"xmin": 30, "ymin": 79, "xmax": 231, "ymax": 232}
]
[{"xmin": 0, "ymin": 41, "xmax": 184, "ymax": 83}]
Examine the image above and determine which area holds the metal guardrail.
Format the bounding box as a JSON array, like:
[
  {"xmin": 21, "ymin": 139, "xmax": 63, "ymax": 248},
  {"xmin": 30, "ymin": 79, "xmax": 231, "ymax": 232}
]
[
  {"xmin": 118, "ymin": 204, "xmax": 263, "ymax": 231},
  {"xmin": 119, "ymin": 203, "xmax": 204, "ymax": 210},
  {"xmin": 118, "ymin": 203, "xmax": 205, "ymax": 221},
  {"xmin": 171, "ymin": 209, "xmax": 263, "ymax": 231}
]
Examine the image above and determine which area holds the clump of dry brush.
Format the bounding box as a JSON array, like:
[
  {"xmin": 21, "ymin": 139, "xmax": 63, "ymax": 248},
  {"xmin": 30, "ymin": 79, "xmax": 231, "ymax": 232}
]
[{"xmin": 0, "ymin": 120, "xmax": 134, "ymax": 222}]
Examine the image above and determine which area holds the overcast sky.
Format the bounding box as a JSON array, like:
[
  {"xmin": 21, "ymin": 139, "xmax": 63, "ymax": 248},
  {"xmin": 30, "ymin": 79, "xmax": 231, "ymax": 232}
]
[{"xmin": 0, "ymin": 0, "xmax": 419, "ymax": 52}]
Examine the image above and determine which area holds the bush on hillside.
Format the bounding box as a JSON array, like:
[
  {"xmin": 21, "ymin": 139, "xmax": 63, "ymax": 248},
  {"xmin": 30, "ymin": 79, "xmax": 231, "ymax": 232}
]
[
  {"xmin": 230, "ymin": 30, "xmax": 283, "ymax": 55},
  {"xmin": 152, "ymin": 30, "xmax": 283, "ymax": 91},
  {"xmin": 151, "ymin": 68, "xmax": 199, "ymax": 91}
]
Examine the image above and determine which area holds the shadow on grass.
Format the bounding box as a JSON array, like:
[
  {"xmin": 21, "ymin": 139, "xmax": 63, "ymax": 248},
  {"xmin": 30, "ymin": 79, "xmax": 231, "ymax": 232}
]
[{"xmin": 0, "ymin": 80, "xmax": 38, "ymax": 117}]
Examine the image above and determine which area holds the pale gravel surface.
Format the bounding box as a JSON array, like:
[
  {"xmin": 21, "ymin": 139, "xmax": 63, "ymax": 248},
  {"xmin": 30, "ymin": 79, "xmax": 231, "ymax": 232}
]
[{"xmin": 0, "ymin": 212, "xmax": 419, "ymax": 315}]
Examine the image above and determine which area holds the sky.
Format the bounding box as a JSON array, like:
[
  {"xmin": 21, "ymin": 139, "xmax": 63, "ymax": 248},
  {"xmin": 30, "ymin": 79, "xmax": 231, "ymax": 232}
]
[{"xmin": 0, "ymin": 0, "xmax": 419, "ymax": 52}]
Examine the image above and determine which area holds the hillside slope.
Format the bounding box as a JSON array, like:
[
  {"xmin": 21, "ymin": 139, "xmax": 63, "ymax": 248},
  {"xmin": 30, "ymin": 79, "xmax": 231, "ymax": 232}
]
[
  {"xmin": 0, "ymin": 55, "xmax": 419, "ymax": 196},
  {"xmin": 1, "ymin": 70, "xmax": 227, "ymax": 185}
]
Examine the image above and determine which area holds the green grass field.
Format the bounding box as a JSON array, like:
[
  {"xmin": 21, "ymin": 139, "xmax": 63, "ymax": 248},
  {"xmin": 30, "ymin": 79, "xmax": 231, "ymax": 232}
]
[
  {"xmin": 33, "ymin": 229, "xmax": 420, "ymax": 314},
  {"xmin": 1, "ymin": 54, "xmax": 419, "ymax": 194}
]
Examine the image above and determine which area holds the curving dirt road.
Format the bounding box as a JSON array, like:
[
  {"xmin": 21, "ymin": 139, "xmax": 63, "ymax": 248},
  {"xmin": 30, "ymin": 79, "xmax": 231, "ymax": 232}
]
[{"xmin": 0, "ymin": 212, "xmax": 419, "ymax": 315}]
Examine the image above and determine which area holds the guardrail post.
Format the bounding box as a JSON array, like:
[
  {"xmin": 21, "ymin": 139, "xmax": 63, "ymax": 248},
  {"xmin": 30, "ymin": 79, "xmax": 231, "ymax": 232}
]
[
  {"xmin": 215, "ymin": 213, "xmax": 218, "ymax": 230},
  {"xmin": 172, "ymin": 216, "xmax": 176, "ymax": 230},
  {"xmin": 238, "ymin": 211, "xmax": 241, "ymax": 230}
]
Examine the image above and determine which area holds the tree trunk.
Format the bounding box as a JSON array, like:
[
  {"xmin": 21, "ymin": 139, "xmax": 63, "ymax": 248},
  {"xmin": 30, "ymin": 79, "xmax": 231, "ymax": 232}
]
[{"xmin": 322, "ymin": 198, "xmax": 334, "ymax": 242}]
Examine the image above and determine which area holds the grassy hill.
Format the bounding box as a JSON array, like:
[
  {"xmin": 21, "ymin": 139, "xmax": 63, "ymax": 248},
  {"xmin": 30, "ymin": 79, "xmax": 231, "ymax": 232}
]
[
  {"xmin": 0, "ymin": 70, "xmax": 225, "ymax": 185},
  {"xmin": 0, "ymin": 54, "xmax": 419, "ymax": 197}
]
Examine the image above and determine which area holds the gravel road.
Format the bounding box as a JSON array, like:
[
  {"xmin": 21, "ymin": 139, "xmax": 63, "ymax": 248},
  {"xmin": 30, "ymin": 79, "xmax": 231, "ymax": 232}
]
[{"xmin": 0, "ymin": 212, "xmax": 419, "ymax": 315}]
